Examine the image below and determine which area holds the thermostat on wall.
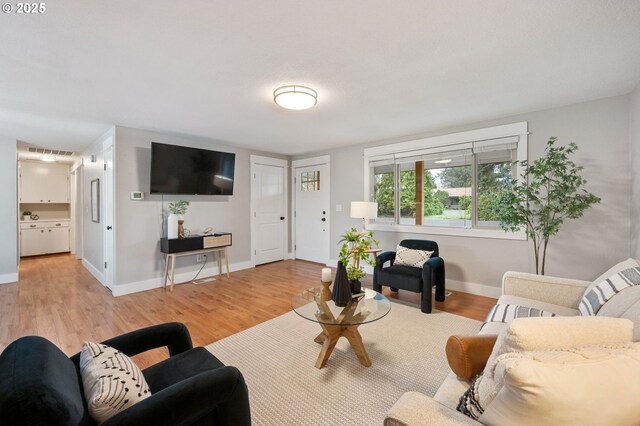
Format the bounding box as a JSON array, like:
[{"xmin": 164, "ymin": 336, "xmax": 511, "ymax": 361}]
[{"xmin": 130, "ymin": 191, "xmax": 144, "ymax": 200}]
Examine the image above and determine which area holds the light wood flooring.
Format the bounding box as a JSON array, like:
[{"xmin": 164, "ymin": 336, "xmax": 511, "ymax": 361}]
[{"xmin": 0, "ymin": 254, "xmax": 496, "ymax": 368}]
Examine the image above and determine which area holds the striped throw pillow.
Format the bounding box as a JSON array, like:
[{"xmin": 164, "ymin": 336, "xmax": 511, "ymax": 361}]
[
  {"xmin": 579, "ymin": 267, "xmax": 640, "ymax": 316},
  {"xmin": 484, "ymin": 303, "xmax": 556, "ymax": 325},
  {"xmin": 394, "ymin": 245, "xmax": 433, "ymax": 268}
]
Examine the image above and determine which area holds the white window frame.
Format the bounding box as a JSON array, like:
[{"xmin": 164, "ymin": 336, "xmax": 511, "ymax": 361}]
[{"xmin": 363, "ymin": 122, "xmax": 528, "ymax": 240}]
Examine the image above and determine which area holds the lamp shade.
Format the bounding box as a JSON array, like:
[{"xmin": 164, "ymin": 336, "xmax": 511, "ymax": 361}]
[{"xmin": 350, "ymin": 201, "xmax": 378, "ymax": 219}]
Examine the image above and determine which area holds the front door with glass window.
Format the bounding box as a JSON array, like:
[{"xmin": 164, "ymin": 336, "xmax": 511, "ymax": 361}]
[{"xmin": 295, "ymin": 163, "xmax": 329, "ymax": 264}]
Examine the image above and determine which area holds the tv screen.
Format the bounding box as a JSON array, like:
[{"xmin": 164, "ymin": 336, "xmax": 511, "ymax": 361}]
[{"xmin": 150, "ymin": 142, "xmax": 235, "ymax": 195}]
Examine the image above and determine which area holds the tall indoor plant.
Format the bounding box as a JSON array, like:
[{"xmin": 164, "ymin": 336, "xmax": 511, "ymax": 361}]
[{"xmin": 493, "ymin": 137, "xmax": 600, "ymax": 275}]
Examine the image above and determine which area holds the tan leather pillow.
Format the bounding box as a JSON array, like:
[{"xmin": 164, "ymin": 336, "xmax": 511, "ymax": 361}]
[{"xmin": 445, "ymin": 334, "xmax": 497, "ymax": 380}]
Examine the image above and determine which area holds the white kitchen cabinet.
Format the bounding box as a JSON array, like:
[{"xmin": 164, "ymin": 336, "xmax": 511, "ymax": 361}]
[
  {"xmin": 20, "ymin": 221, "xmax": 70, "ymax": 256},
  {"xmin": 20, "ymin": 225, "xmax": 47, "ymax": 256},
  {"xmin": 19, "ymin": 161, "xmax": 69, "ymax": 203},
  {"xmin": 48, "ymin": 227, "xmax": 70, "ymax": 253}
]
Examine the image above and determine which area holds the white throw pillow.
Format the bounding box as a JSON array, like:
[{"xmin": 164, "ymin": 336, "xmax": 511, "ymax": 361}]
[
  {"xmin": 80, "ymin": 342, "xmax": 151, "ymax": 423},
  {"xmin": 477, "ymin": 343, "xmax": 640, "ymax": 426},
  {"xmin": 460, "ymin": 316, "xmax": 635, "ymax": 419},
  {"xmin": 483, "ymin": 316, "xmax": 634, "ymax": 377},
  {"xmin": 394, "ymin": 245, "xmax": 433, "ymax": 268}
]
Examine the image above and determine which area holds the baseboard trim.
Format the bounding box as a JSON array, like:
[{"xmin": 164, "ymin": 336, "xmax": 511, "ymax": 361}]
[
  {"xmin": 112, "ymin": 260, "xmax": 254, "ymax": 297},
  {"xmin": 82, "ymin": 259, "xmax": 105, "ymax": 285},
  {"xmin": 287, "ymin": 252, "xmax": 294, "ymax": 260},
  {"xmin": 445, "ymin": 279, "xmax": 501, "ymax": 299},
  {"xmin": 0, "ymin": 271, "xmax": 18, "ymax": 285},
  {"xmin": 327, "ymin": 259, "xmax": 501, "ymax": 299}
]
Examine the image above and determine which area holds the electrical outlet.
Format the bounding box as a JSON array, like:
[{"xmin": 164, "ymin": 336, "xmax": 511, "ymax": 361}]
[{"xmin": 196, "ymin": 254, "xmax": 207, "ymax": 263}]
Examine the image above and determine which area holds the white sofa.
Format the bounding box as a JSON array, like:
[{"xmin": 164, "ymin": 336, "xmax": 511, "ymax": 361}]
[{"xmin": 384, "ymin": 268, "xmax": 640, "ymax": 426}]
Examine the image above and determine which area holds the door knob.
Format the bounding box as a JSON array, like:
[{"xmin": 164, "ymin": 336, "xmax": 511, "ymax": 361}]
[
  {"xmin": 322, "ymin": 211, "xmax": 326, "ymax": 214},
  {"xmin": 280, "ymin": 217, "xmax": 285, "ymax": 220},
  {"xmin": 321, "ymin": 218, "xmax": 326, "ymax": 222},
  {"xmin": 107, "ymin": 226, "xmax": 113, "ymax": 230}
]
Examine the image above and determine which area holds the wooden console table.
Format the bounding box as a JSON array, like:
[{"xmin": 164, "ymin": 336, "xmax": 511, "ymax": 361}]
[{"xmin": 160, "ymin": 233, "xmax": 232, "ymax": 292}]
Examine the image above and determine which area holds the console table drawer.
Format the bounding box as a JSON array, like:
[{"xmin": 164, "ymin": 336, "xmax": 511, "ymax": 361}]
[{"xmin": 203, "ymin": 234, "xmax": 231, "ymax": 248}]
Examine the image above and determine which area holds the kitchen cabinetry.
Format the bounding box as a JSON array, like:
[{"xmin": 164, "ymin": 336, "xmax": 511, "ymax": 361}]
[
  {"xmin": 20, "ymin": 220, "xmax": 70, "ymax": 256},
  {"xmin": 19, "ymin": 161, "xmax": 69, "ymax": 203}
]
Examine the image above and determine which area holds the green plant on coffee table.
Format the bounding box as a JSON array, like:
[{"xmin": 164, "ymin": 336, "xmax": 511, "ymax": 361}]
[
  {"xmin": 338, "ymin": 227, "xmax": 379, "ymax": 282},
  {"xmin": 168, "ymin": 200, "xmax": 189, "ymax": 216},
  {"xmin": 21, "ymin": 210, "xmax": 32, "ymax": 216}
]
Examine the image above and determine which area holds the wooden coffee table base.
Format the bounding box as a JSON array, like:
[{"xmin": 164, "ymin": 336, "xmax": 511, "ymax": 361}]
[{"xmin": 313, "ymin": 325, "xmax": 372, "ymax": 369}]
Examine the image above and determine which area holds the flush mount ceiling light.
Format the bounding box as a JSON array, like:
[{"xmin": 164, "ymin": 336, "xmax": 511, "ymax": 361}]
[
  {"xmin": 434, "ymin": 159, "xmax": 452, "ymax": 164},
  {"xmin": 41, "ymin": 155, "xmax": 56, "ymax": 162},
  {"xmin": 273, "ymin": 85, "xmax": 317, "ymax": 110}
]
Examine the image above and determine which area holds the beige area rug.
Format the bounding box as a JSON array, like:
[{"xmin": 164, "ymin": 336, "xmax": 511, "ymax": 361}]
[{"xmin": 205, "ymin": 301, "xmax": 481, "ymax": 426}]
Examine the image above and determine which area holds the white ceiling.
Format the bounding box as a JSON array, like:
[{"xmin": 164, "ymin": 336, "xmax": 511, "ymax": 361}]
[{"xmin": 1, "ymin": 0, "xmax": 639, "ymax": 156}]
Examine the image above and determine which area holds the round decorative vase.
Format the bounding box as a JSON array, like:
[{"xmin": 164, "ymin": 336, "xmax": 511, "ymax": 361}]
[
  {"xmin": 167, "ymin": 213, "xmax": 178, "ymax": 239},
  {"xmin": 332, "ymin": 261, "xmax": 351, "ymax": 307},
  {"xmin": 350, "ymin": 280, "xmax": 362, "ymax": 294},
  {"xmin": 178, "ymin": 220, "xmax": 185, "ymax": 239}
]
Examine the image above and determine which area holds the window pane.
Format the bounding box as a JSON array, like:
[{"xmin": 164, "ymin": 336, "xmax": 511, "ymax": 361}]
[
  {"xmin": 371, "ymin": 164, "xmax": 395, "ymax": 222},
  {"xmin": 425, "ymin": 151, "xmax": 472, "ymax": 228},
  {"xmin": 300, "ymin": 170, "xmax": 320, "ymax": 191},
  {"xmin": 476, "ymin": 149, "xmax": 515, "ymax": 227}
]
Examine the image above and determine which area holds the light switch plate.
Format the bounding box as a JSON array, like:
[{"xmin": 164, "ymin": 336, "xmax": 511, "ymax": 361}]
[{"xmin": 130, "ymin": 191, "xmax": 144, "ymax": 200}]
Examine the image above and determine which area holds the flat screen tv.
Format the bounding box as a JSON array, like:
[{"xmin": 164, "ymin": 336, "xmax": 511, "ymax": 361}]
[{"xmin": 150, "ymin": 142, "xmax": 235, "ymax": 195}]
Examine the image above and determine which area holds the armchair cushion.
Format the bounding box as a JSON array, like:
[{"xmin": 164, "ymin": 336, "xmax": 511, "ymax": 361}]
[
  {"xmin": 142, "ymin": 347, "xmax": 225, "ymax": 392},
  {"xmin": 0, "ymin": 336, "xmax": 93, "ymax": 426},
  {"xmin": 102, "ymin": 366, "xmax": 250, "ymax": 426},
  {"xmin": 394, "ymin": 245, "xmax": 433, "ymax": 268},
  {"xmin": 80, "ymin": 342, "xmax": 151, "ymax": 423}
]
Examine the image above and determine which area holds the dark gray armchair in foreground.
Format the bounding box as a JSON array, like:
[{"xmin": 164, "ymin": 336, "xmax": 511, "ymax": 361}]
[
  {"xmin": 373, "ymin": 239, "xmax": 445, "ymax": 313},
  {"xmin": 0, "ymin": 322, "xmax": 251, "ymax": 426}
]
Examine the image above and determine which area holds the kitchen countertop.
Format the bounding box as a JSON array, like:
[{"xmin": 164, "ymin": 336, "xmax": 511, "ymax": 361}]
[{"xmin": 20, "ymin": 218, "xmax": 70, "ymax": 222}]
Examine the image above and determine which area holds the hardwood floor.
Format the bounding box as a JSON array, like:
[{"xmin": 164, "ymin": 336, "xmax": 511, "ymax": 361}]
[{"xmin": 0, "ymin": 254, "xmax": 496, "ymax": 368}]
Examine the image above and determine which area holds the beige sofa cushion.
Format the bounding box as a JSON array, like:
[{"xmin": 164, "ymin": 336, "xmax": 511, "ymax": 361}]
[
  {"xmin": 478, "ymin": 343, "xmax": 640, "ymax": 426},
  {"xmin": 457, "ymin": 317, "xmax": 634, "ymax": 422},
  {"xmin": 483, "ymin": 316, "xmax": 633, "ymax": 378}
]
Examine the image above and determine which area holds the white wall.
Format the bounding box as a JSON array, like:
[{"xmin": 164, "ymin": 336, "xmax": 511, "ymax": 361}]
[
  {"xmin": 294, "ymin": 95, "xmax": 631, "ymax": 294},
  {"xmin": 81, "ymin": 127, "xmax": 114, "ymax": 283},
  {"xmin": 112, "ymin": 126, "xmax": 287, "ymax": 295},
  {"xmin": 631, "ymin": 83, "xmax": 640, "ymax": 258},
  {"xmin": 0, "ymin": 139, "xmax": 18, "ymax": 284}
]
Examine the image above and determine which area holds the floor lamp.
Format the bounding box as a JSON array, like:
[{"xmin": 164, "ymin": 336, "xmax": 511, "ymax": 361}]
[{"xmin": 350, "ymin": 201, "xmax": 378, "ymax": 231}]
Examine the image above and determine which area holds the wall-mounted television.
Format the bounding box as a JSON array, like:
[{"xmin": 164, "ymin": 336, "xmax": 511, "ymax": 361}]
[{"xmin": 150, "ymin": 142, "xmax": 236, "ymax": 195}]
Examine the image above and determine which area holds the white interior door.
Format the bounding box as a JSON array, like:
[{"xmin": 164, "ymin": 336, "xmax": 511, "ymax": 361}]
[
  {"xmin": 253, "ymin": 163, "xmax": 285, "ymax": 265},
  {"xmin": 294, "ymin": 162, "xmax": 329, "ymax": 264},
  {"xmin": 103, "ymin": 144, "xmax": 114, "ymax": 288}
]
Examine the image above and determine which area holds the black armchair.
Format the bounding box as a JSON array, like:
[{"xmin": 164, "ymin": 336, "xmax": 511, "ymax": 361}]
[
  {"xmin": 373, "ymin": 239, "xmax": 445, "ymax": 313},
  {"xmin": 0, "ymin": 323, "xmax": 251, "ymax": 426}
]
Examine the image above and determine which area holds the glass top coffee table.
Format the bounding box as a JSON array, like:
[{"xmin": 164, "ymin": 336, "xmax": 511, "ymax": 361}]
[{"xmin": 292, "ymin": 285, "xmax": 391, "ymax": 369}]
